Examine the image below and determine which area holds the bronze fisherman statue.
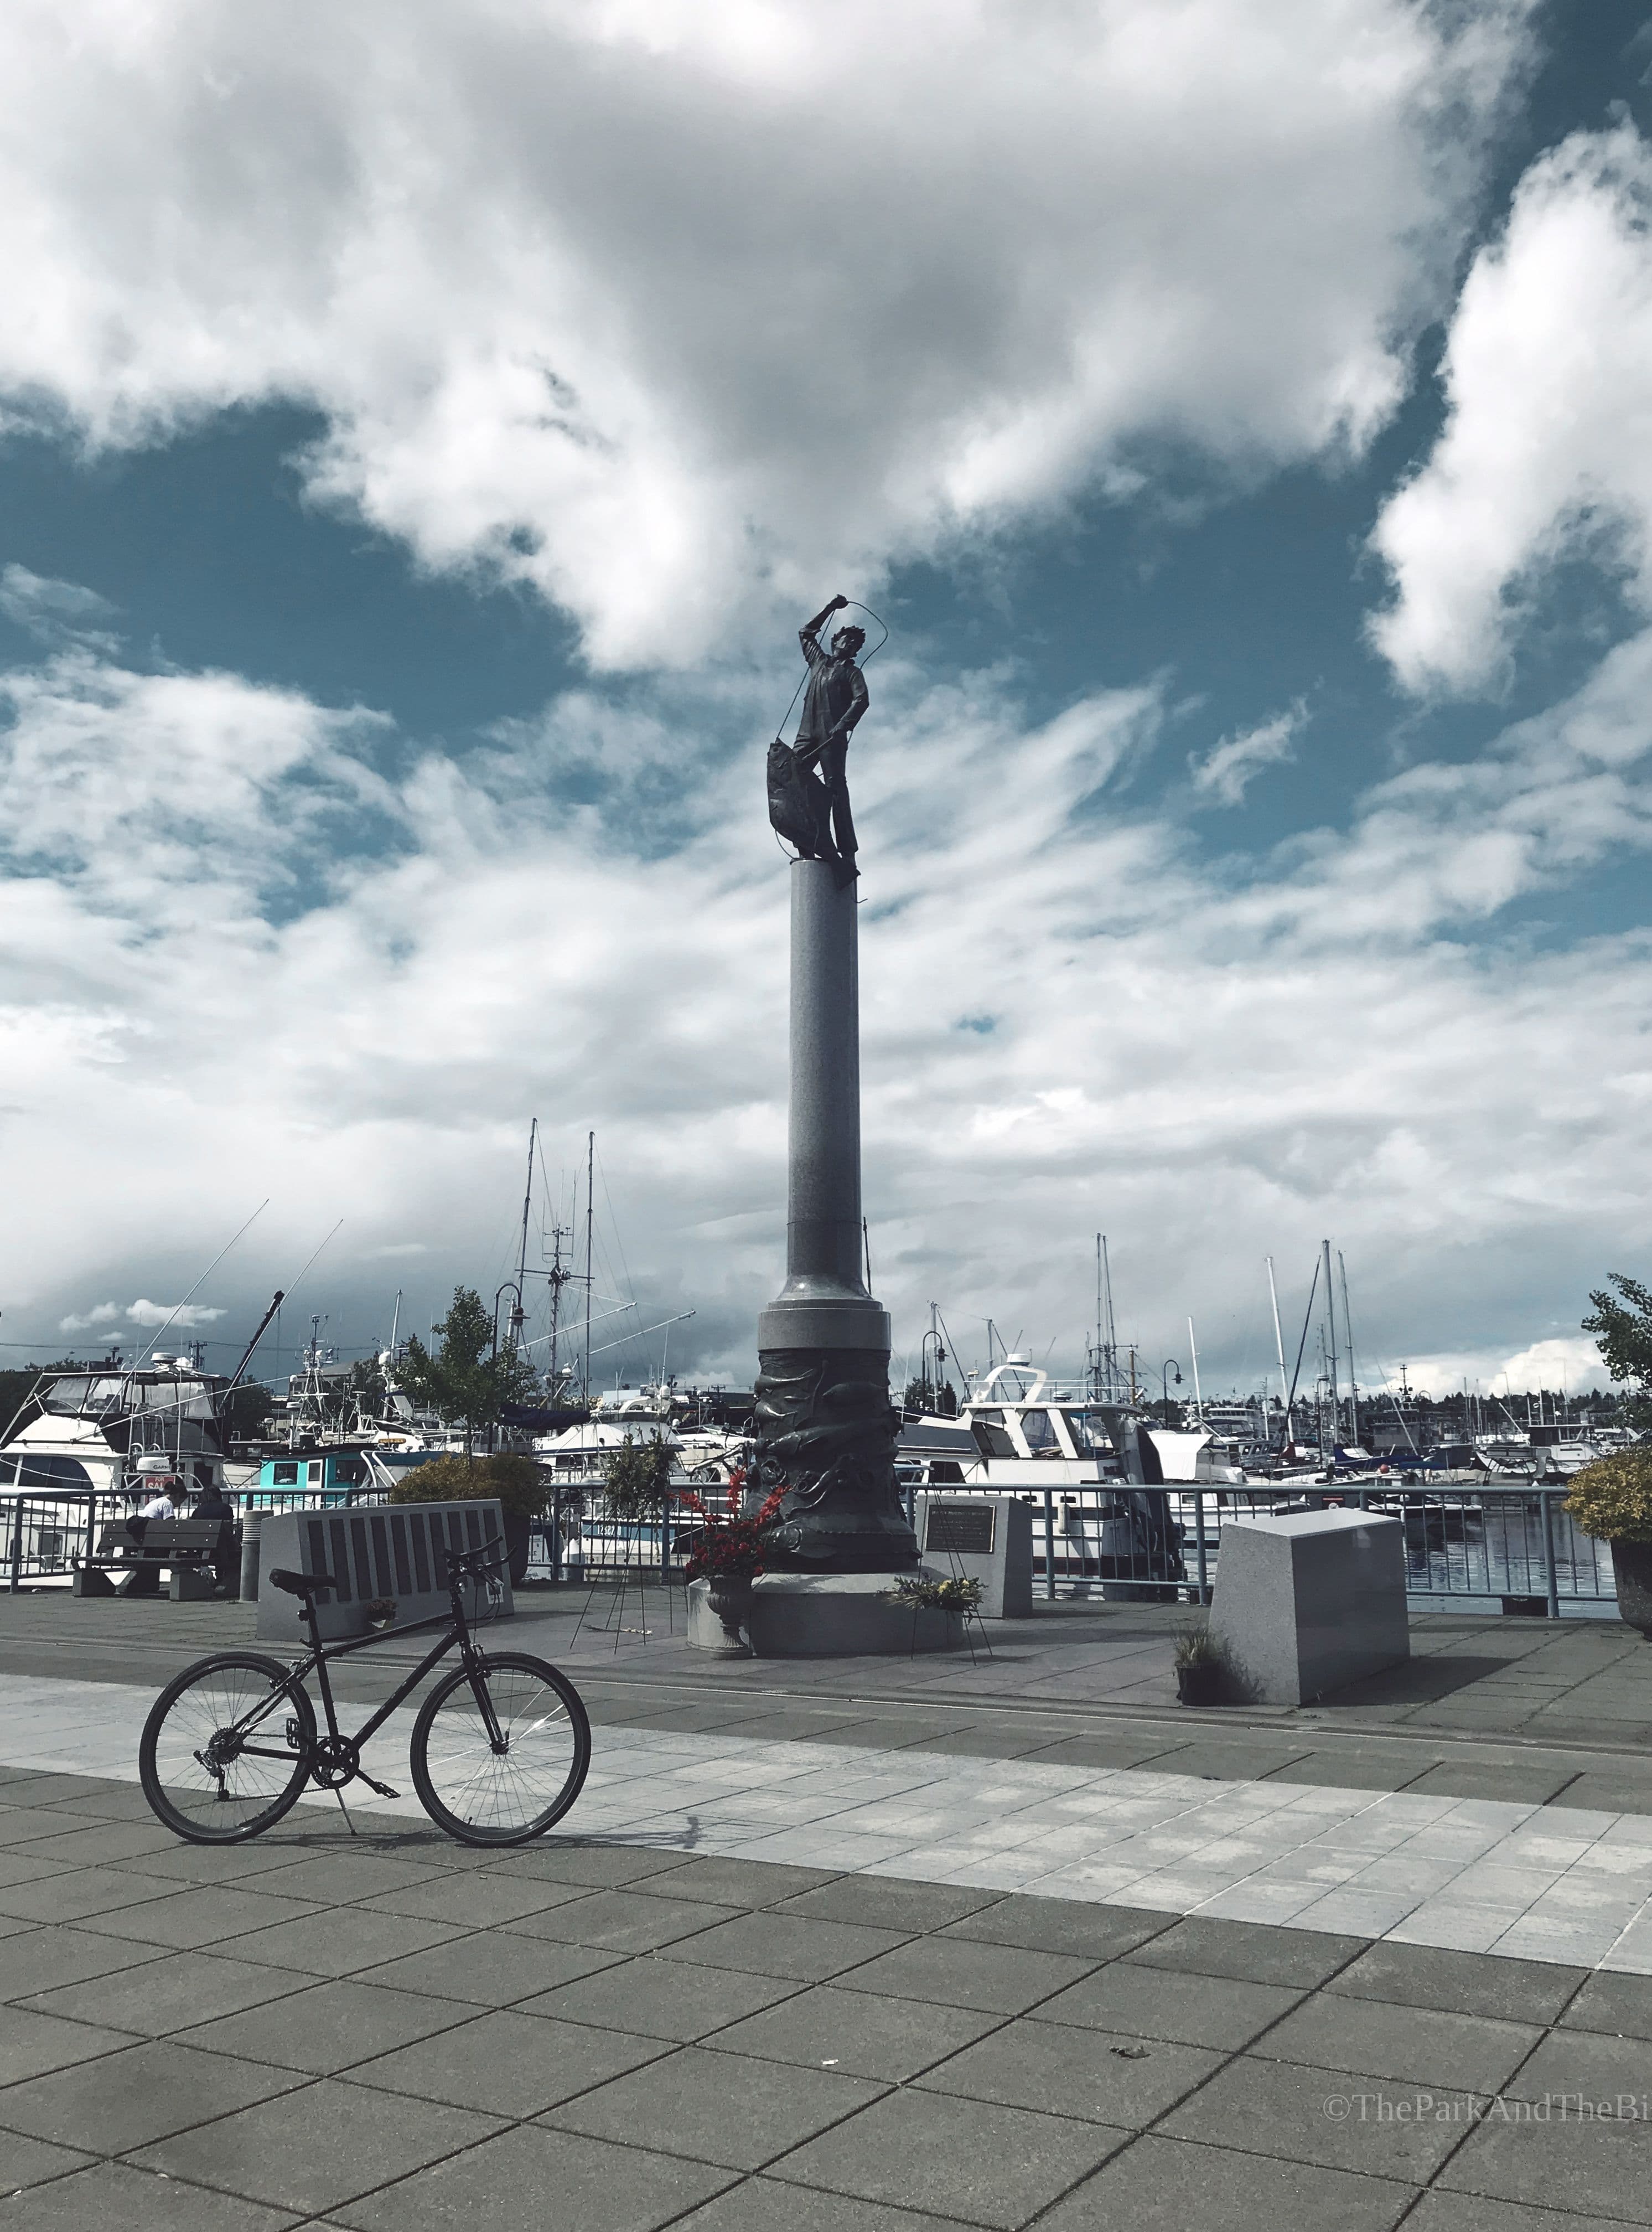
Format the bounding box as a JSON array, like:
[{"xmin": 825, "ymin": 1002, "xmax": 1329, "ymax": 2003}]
[{"xmin": 766, "ymin": 593, "xmax": 869, "ymax": 887}]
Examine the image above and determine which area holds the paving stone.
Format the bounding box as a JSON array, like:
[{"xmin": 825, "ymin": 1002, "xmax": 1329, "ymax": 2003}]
[
  {"xmin": 18, "ymin": 1819, "xmax": 180, "ymax": 1867},
  {"xmin": 232, "ymin": 1852, "xmax": 449, "ymax": 1905},
  {"xmin": 132, "ymin": 2080, "xmax": 503, "ymax": 2215},
  {"xmin": 1123, "ymin": 1915, "xmax": 1366, "ymax": 1989},
  {"xmin": 1503, "ymin": 2024, "xmax": 1652, "ymax": 2102},
  {"xmin": 1038, "ymin": 1960, "xmax": 1304, "ymax": 2049},
  {"xmin": 0, "ymin": 2035, "xmax": 299, "ymax": 2153},
  {"xmin": 1159, "ymin": 2051, "xmax": 1467, "ymax": 2181},
  {"xmin": 1330, "ymin": 1941, "xmax": 1587, "ymax": 2024},
  {"xmin": 835, "ymin": 1934, "xmax": 1092, "ymax": 2016},
  {"xmin": 489, "ymin": 1842, "xmax": 697, "ymax": 1889},
  {"xmin": 501, "ymin": 1887, "xmax": 742, "ymax": 1954},
  {"xmin": 1019, "ymin": 1734, "xmax": 1190, "ymax": 1771},
  {"xmin": 1260, "ymin": 1752, "xmax": 1432, "ymax": 1792},
  {"xmin": 1034, "ymin": 2132, "xmax": 1413, "ymax": 2232},
  {"xmin": 0, "ymin": 2129, "xmax": 94, "ymax": 2194},
  {"xmin": 355, "ymin": 1872, "xmax": 587, "ymax": 1928},
  {"xmin": 645, "ymin": 1856, "xmax": 839, "ymax": 1906},
  {"xmin": 1255, "ymin": 1995, "xmax": 1542, "ymax": 2091},
  {"xmin": 769, "ymin": 2084, "xmax": 1126, "ymax": 2228},
  {"xmin": 545, "ymin": 2042, "xmax": 885, "ymax": 2170},
  {"xmin": 225, "ymin": 1907, "xmax": 468, "ymax": 1978},
  {"xmin": 0, "ymin": 2005, "xmax": 136, "ymax": 2086},
  {"xmin": 517, "ymin": 1954, "xmax": 799, "ymax": 2042},
  {"xmin": 1438, "ymin": 2099, "xmax": 1652, "ymax": 2222},
  {"xmin": 1561, "ymin": 1970, "xmax": 1652, "ymax": 2039},
  {"xmin": 773, "ymin": 1876, "xmax": 1001, "ymax": 1932},
  {"xmin": 355, "ymin": 1929, "xmax": 623, "ymax": 2006},
  {"xmin": 939, "ymin": 1895, "xmax": 1173, "ymax": 1961},
  {"xmin": 0, "ymin": 1864, "xmax": 188, "ymax": 1925},
  {"xmin": 1405, "ymin": 2193, "xmax": 1630, "ymax": 2230},
  {"xmin": 659, "ymin": 1911, "xmax": 909, "ymax": 1982},
  {"xmin": 332, "ymin": 2121, "xmax": 733, "ymax": 2232},
  {"xmin": 0, "ymin": 2160, "xmax": 301, "ymax": 2231},
  {"xmin": 670, "ymin": 2176, "xmax": 947, "ymax": 2232},
  {"xmin": 351, "ymin": 2007, "xmax": 668, "ymax": 2116},
  {"xmin": 19, "ymin": 1950, "xmax": 307, "ymax": 2040},
  {"xmin": 176, "ymin": 1976, "xmax": 477, "ymax": 2073},
  {"xmin": 705, "ymin": 1980, "xmax": 1000, "ymax": 2081},
  {"xmin": 0, "ymin": 1810, "xmax": 89, "ymax": 1848},
  {"xmin": 1402, "ymin": 1764, "xmax": 1582, "ymax": 1805},
  {"xmin": 918, "ymin": 2015, "xmax": 1222, "ymax": 2127},
  {"xmin": 0, "ymin": 1849, "xmax": 72, "ymax": 1892},
  {"xmin": 0, "ymin": 1922, "xmax": 167, "ymax": 1997}
]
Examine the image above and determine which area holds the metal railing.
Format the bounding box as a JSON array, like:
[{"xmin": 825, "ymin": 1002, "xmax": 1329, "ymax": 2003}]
[
  {"xmin": 988, "ymin": 1482, "xmax": 1613, "ymax": 1616},
  {"xmin": 4, "ymin": 1492, "xmax": 97, "ymax": 1590}
]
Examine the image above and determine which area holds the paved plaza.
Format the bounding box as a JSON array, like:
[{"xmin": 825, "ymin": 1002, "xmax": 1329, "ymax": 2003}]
[{"xmin": 3, "ymin": 1589, "xmax": 1652, "ymax": 2228}]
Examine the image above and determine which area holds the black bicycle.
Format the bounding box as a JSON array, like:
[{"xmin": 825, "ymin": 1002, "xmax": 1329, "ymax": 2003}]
[{"xmin": 138, "ymin": 1538, "xmax": 591, "ymax": 1847}]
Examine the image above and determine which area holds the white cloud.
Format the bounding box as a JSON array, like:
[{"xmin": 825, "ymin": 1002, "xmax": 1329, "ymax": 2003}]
[
  {"xmin": 0, "ymin": 565, "xmax": 119, "ymax": 649},
  {"xmin": 1190, "ymin": 701, "xmax": 1307, "ymax": 806},
  {"xmin": 1371, "ymin": 122, "xmax": 1652, "ymax": 694},
  {"xmin": 58, "ymin": 1302, "xmax": 121, "ymax": 1334},
  {"xmin": 123, "ymin": 1300, "xmax": 227, "ymax": 1330},
  {"xmin": 6, "ymin": 614, "xmax": 1652, "ymax": 1392},
  {"xmin": 0, "ymin": 0, "xmax": 1532, "ymax": 665},
  {"xmin": 1494, "ymin": 1335, "xmax": 1609, "ymax": 1394}
]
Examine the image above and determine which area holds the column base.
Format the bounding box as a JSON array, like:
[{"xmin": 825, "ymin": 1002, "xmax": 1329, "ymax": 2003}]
[{"xmin": 686, "ymin": 1573, "xmax": 967, "ymax": 1657}]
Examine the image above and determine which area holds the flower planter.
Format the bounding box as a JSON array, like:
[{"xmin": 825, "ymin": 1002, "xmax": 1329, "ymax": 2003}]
[
  {"xmin": 706, "ymin": 1574, "xmax": 755, "ymax": 1650},
  {"xmin": 1612, "ymin": 1539, "xmax": 1652, "ymax": 1637},
  {"xmin": 1175, "ymin": 1660, "xmax": 1224, "ymax": 1707}
]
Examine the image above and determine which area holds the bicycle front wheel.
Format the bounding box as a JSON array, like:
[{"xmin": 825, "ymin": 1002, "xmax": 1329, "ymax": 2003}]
[
  {"xmin": 139, "ymin": 1652, "xmax": 315, "ymax": 1843},
  {"xmin": 410, "ymin": 1652, "xmax": 590, "ymax": 1846}
]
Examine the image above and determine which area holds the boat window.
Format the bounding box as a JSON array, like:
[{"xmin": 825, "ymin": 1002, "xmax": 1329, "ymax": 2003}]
[
  {"xmin": 928, "ymin": 1461, "xmax": 965, "ymax": 1485},
  {"xmin": 307, "ymin": 1460, "xmax": 323, "ymax": 1485},
  {"xmin": 970, "ymin": 1417, "xmax": 1017, "ymax": 1460},
  {"xmin": 332, "ymin": 1458, "xmax": 366, "ymax": 1487},
  {"xmin": 1062, "ymin": 1411, "xmax": 1113, "ymax": 1455},
  {"xmin": 272, "ymin": 1462, "xmax": 298, "ymax": 1485},
  {"xmin": 1020, "ymin": 1409, "xmax": 1059, "ymax": 1453},
  {"xmin": 12, "ymin": 1454, "xmax": 92, "ymax": 1490}
]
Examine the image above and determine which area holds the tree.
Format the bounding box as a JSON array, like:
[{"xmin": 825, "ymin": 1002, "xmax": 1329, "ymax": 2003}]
[
  {"xmin": 396, "ymin": 1287, "xmax": 538, "ymax": 1461},
  {"xmin": 1583, "ymin": 1275, "xmax": 1652, "ymax": 1428}
]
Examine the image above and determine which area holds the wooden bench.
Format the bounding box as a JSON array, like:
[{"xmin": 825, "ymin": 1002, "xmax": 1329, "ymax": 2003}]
[{"xmin": 72, "ymin": 1516, "xmax": 235, "ymax": 1601}]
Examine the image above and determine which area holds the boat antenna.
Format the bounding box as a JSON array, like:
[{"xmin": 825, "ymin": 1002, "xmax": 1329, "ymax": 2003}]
[
  {"xmin": 1322, "ymin": 1239, "xmax": 1341, "ymax": 1450},
  {"xmin": 228, "ymin": 1290, "xmax": 285, "ymax": 1388},
  {"xmin": 136, "ymin": 1199, "xmax": 269, "ymax": 1368}
]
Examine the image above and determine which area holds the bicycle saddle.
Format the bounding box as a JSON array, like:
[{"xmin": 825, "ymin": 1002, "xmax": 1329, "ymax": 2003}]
[{"xmin": 268, "ymin": 1568, "xmax": 337, "ymax": 1597}]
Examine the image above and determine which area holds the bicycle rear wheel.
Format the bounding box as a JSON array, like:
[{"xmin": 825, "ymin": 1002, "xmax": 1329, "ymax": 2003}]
[
  {"xmin": 139, "ymin": 1652, "xmax": 315, "ymax": 1843},
  {"xmin": 410, "ymin": 1652, "xmax": 590, "ymax": 1845}
]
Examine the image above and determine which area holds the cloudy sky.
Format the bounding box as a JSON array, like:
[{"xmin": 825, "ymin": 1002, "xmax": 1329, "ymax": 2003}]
[{"xmin": 4, "ymin": 0, "xmax": 1651, "ymax": 1409}]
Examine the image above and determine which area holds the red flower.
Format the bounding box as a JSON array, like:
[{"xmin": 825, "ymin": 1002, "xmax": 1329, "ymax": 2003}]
[{"xmin": 679, "ymin": 1478, "xmax": 787, "ymax": 1584}]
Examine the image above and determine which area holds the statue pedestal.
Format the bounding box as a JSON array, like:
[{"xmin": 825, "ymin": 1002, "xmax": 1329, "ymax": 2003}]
[{"xmin": 687, "ymin": 1573, "xmax": 965, "ymax": 1657}]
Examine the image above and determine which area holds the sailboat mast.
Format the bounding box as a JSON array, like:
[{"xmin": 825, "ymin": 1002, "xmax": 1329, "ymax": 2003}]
[
  {"xmin": 1322, "ymin": 1237, "xmax": 1340, "ymax": 1448},
  {"xmin": 1187, "ymin": 1318, "xmax": 1203, "ymax": 1422},
  {"xmin": 1266, "ymin": 1256, "xmax": 1291, "ymax": 1447},
  {"xmin": 510, "ymin": 1118, "xmax": 536, "ymax": 1357},
  {"xmin": 1338, "ymin": 1249, "xmax": 1359, "ymax": 1449},
  {"xmin": 583, "ymin": 1129, "xmax": 595, "ymax": 1403}
]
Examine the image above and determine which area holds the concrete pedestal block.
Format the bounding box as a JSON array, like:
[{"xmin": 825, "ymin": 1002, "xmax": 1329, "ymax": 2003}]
[
  {"xmin": 686, "ymin": 1570, "xmax": 966, "ymax": 1656},
  {"xmin": 1208, "ymin": 1509, "xmax": 1408, "ymax": 1705},
  {"xmin": 913, "ymin": 1494, "xmax": 1033, "ymax": 1617}
]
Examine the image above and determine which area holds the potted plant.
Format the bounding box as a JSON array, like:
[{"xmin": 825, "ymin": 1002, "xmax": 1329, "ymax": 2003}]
[
  {"xmin": 387, "ymin": 1450, "xmax": 549, "ymax": 1585},
  {"xmin": 1173, "ymin": 1621, "xmax": 1227, "ymax": 1706},
  {"xmin": 676, "ymin": 1472, "xmax": 786, "ymax": 1649},
  {"xmin": 1566, "ymin": 1449, "xmax": 1652, "ymax": 1636}
]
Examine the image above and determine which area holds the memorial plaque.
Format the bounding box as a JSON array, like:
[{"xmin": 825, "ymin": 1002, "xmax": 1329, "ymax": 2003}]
[{"xmin": 925, "ymin": 1502, "xmax": 996, "ymax": 1556}]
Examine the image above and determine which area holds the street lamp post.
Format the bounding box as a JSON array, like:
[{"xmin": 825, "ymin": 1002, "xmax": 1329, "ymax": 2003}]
[{"xmin": 1161, "ymin": 1359, "xmax": 1183, "ymax": 1424}]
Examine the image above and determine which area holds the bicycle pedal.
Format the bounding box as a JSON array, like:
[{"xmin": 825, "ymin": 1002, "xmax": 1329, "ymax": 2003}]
[{"xmin": 361, "ymin": 1775, "xmax": 401, "ymax": 1800}]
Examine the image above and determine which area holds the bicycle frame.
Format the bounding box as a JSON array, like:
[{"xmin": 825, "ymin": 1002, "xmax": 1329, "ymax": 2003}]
[{"xmin": 236, "ymin": 1564, "xmax": 508, "ymax": 1774}]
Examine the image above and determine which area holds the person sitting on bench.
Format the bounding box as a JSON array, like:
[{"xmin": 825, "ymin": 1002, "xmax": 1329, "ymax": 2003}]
[
  {"xmin": 189, "ymin": 1478, "xmax": 239, "ymax": 1594},
  {"xmin": 124, "ymin": 1460, "xmax": 181, "ymax": 1596}
]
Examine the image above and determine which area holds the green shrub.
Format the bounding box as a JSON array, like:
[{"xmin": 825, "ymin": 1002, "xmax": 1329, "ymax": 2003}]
[
  {"xmin": 386, "ymin": 1451, "xmax": 548, "ymax": 1518},
  {"xmin": 1173, "ymin": 1620, "xmax": 1226, "ymax": 1668},
  {"xmin": 1565, "ymin": 1449, "xmax": 1652, "ymax": 1543},
  {"xmin": 603, "ymin": 1436, "xmax": 672, "ymax": 1521}
]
